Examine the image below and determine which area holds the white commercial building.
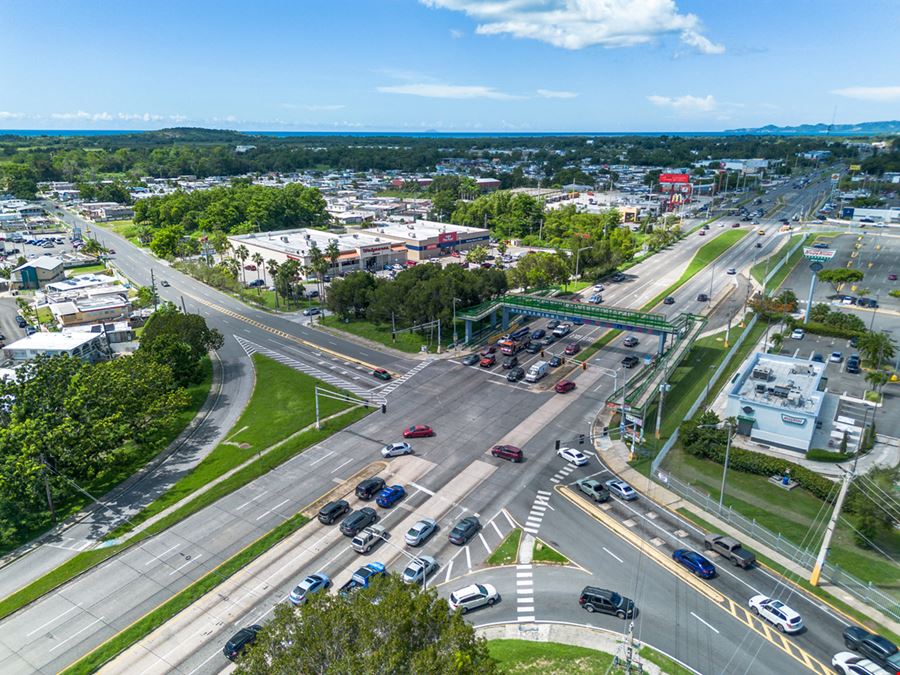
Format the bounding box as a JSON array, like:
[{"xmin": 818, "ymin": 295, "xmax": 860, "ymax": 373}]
[
  {"xmin": 725, "ymin": 353, "xmax": 827, "ymax": 452},
  {"xmin": 3, "ymin": 332, "xmax": 109, "ymax": 363}
]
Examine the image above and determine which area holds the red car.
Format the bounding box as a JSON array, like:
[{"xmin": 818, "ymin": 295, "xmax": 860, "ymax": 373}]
[
  {"xmin": 889, "ymin": 274, "xmax": 897, "ymax": 281},
  {"xmin": 372, "ymin": 368, "xmax": 391, "ymax": 381},
  {"xmin": 480, "ymin": 354, "xmax": 496, "ymax": 367},
  {"xmin": 564, "ymin": 342, "xmax": 581, "ymax": 356},
  {"xmin": 555, "ymin": 380, "xmax": 576, "ymax": 393},
  {"xmin": 491, "ymin": 445, "xmax": 524, "ymax": 462},
  {"xmin": 403, "ymin": 425, "xmax": 434, "ymax": 438}
]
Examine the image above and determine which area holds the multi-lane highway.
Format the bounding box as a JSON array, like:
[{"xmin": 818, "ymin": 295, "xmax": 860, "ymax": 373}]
[{"xmin": 0, "ymin": 176, "xmax": 848, "ymax": 674}]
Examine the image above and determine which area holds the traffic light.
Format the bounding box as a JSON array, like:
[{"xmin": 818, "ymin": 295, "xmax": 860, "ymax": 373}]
[
  {"xmin": 555, "ymin": 440, "xmax": 561, "ymax": 450},
  {"xmin": 381, "ymin": 404, "xmax": 387, "ymax": 414}
]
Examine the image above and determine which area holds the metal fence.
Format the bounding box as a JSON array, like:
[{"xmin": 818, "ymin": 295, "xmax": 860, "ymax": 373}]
[
  {"xmin": 662, "ymin": 471, "xmax": 900, "ymax": 623},
  {"xmin": 650, "ymin": 314, "xmax": 759, "ymax": 474}
]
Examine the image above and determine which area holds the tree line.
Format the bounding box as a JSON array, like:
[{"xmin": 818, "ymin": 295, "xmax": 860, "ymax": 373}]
[{"xmin": 0, "ymin": 307, "xmax": 221, "ymax": 551}]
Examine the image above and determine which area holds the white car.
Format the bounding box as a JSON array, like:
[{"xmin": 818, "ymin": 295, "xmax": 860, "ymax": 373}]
[
  {"xmin": 401, "ymin": 555, "xmax": 438, "ymax": 585},
  {"xmin": 748, "ymin": 595, "xmax": 803, "ymax": 633},
  {"xmin": 405, "ymin": 517, "xmax": 437, "ymax": 546},
  {"xmin": 557, "ymin": 447, "xmax": 589, "ymax": 466},
  {"xmin": 605, "ymin": 479, "xmax": 638, "ymax": 501},
  {"xmin": 381, "ymin": 442, "xmax": 413, "ymax": 458},
  {"xmin": 726, "ymin": 268, "xmax": 736, "ymax": 275},
  {"xmin": 593, "ymin": 283, "xmax": 605, "ymax": 292},
  {"xmin": 790, "ymin": 328, "xmax": 805, "ymax": 340},
  {"xmin": 831, "ymin": 651, "xmax": 890, "ymax": 675},
  {"xmin": 447, "ymin": 583, "xmax": 499, "ymax": 613}
]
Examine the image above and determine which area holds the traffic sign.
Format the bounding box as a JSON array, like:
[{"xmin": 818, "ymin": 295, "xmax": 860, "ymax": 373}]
[{"xmin": 803, "ymin": 247, "xmax": 836, "ymax": 264}]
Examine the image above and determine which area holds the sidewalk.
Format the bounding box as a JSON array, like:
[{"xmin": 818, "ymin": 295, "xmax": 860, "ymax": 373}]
[
  {"xmin": 597, "ymin": 433, "xmax": 900, "ymax": 636},
  {"xmin": 475, "ymin": 622, "xmax": 685, "ymax": 675}
]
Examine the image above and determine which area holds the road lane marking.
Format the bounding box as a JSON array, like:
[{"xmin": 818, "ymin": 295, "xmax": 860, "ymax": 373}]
[
  {"xmin": 536, "ymin": 490, "xmax": 552, "ymax": 497},
  {"xmin": 168, "ymin": 554, "xmax": 203, "ymax": 576},
  {"xmin": 502, "ymin": 509, "xmax": 516, "ymax": 528},
  {"xmin": 490, "ymin": 520, "xmax": 503, "ymax": 537},
  {"xmin": 602, "ymin": 546, "xmax": 624, "ymax": 563},
  {"xmin": 256, "ymin": 498, "xmax": 291, "ymax": 520},
  {"xmin": 309, "ymin": 450, "xmax": 334, "ymax": 466},
  {"xmin": 478, "ymin": 532, "xmax": 490, "ymax": 554},
  {"xmin": 236, "ymin": 490, "xmax": 269, "ymax": 510},
  {"xmin": 410, "ymin": 481, "xmax": 435, "ymax": 496},
  {"xmin": 143, "ymin": 543, "xmax": 178, "ymax": 566},
  {"xmin": 49, "ymin": 617, "xmax": 104, "ymax": 652},
  {"xmin": 26, "ymin": 605, "xmax": 79, "ymax": 637},
  {"xmin": 465, "ymin": 545, "xmax": 471, "ymax": 570},
  {"xmin": 330, "ymin": 458, "xmax": 353, "ymax": 474},
  {"xmin": 444, "ymin": 560, "xmax": 453, "ymax": 583},
  {"xmin": 690, "ymin": 612, "xmax": 720, "ymax": 634}
]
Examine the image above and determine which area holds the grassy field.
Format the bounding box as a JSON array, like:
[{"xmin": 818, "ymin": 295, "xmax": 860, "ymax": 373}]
[
  {"xmin": 62, "ymin": 513, "xmax": 310, "ymax": 675},
  {"xmin": 320, "ymin": 315, "xmax": 452, "ymax": 353},
  {"xmin": 486, "ymin": 528, "xmax": 522, "ymax": 566},
  {"xmin": 66, "ymin": 263, "xmax": 110, "ymax": 276},
  {"xmin": 110, "ymin": 353, "xmax": 353, "ymax": 535},
  {"xmin": 750, "ymin": 234, "xmax": 803, "ymax": 285},
  {"xmin": 97, "ymin": 219, "xmax": 143, "ymax": 245},
  {"xmin": 488, "ymin": 640, "xmax": 615, "ymax": 674},
  {"xmin": 663, "ymin": 445, "xmax": 900, "ymax": 593},
  {"xmin": 532, "ymin": 539, "xmax": 569, "ymax": 564}
]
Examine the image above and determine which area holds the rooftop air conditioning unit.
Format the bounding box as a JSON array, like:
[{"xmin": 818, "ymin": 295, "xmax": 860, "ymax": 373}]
[
  {"xmin": 751, "ymin": 366, "xmax": 771, "ymax": 381},
  {"xmin": 281, "ymin": 236, "xmax": 288, "ymax": 243},
  {"xmin": 787, "ymin": 391, "xmax": 802, "ymax": 406}
]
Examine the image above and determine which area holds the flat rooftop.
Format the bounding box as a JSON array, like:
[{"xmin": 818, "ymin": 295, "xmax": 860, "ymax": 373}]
[
  {"xmin": 229, "ymin": 228, "xmax": 392, "ymax": 256},
  {"xmin": 365, "ymin": 219, "xmax": 488, "ymax": 241},
  {"xmin": 731, "ymin": 352, "xmax": 825, "ymax": 415},
  {"xmin": 5, "ymin": 331, "xmax": 100, "ymax": 351}
]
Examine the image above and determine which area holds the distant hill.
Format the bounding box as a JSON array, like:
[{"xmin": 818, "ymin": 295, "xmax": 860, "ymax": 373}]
[
  {"xmin": 725, "ymin": 120, "xmax": 900, "ymax": 136},
  {"xmin": 136, "ymin": 127, "xmax": 251, "ymax": 142}
]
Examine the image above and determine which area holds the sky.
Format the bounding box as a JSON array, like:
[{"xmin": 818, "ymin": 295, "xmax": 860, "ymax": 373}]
[{"xmin": 0, "ymin": 0, "xmax": 898, "ymax": 133}]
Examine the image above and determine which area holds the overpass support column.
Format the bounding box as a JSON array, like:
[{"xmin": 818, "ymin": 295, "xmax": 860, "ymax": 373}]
[
  {"xmin": 489, "ymin": 310, "xmax": 497, "ymax": 328},
  {"xmin": 465, "ymin": 320, "xmax": 473, "ymax": 344},
  {"xmin": 501, "ymin": 306, "xmax": 510, "ymax": 330},
  {"xmin": 658, "ymin": 332, "xmax": 666, "ymax": 355}
]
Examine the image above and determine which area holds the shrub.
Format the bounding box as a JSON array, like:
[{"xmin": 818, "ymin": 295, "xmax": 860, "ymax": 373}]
[
  {"xmin": 806, "ymin": 449, "xmax": 852, "ymax": 463},
  {"xmin": 786, "ymin": 317, "xmax": 863, "ymax": 339}
]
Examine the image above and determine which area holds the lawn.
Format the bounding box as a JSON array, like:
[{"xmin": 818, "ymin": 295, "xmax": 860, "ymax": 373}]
[
  {"xmin": 320, "ymin": 315, "xmax": 452, "ymax": 353},
  {"xmin": 97, "ymin": 219, "xmax": 142, "ymax": 245},
  {"xmin": 532, "ymin": 539, "xmax": 569, "ymax": 564},
  {"xmin": 486, "ymin": 528, "xmax": 522, "ymax": 566},
  {"xmin": 488, "ymin": 640, "xmax": 614, "ymax": 675},
  {"xmin": 750, "ymin": 234, "xmax": 804, "ymax": 285},
  {"xmin": 110, "ymin": 353, "xmax": 353, "ymax": 535},
  {"xmin": 66, "ymin": 263, "xmax": 110, "ymax": 276},
  {"xmin": 662, "ymin": 445, "xmax": 900, "ymax": 594}
]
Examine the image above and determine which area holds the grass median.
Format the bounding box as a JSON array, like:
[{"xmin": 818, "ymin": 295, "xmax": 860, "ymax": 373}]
[
  {"xmin": 62, "ymin": 512, "xmax": 310, "ymax": 675},
  {"xmin": 320, "ymin": 315, "xmax": 444, "ymax": 353},
  {"xmin": 486, "ymin": 528, "xmax": 522, "ymax": 566}
]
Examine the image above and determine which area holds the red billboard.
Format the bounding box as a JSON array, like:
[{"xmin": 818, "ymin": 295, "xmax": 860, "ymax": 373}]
[
  {"xmin": 438, "ymin": 231, "xmax": 458, "ymax": 244},
  {"xmin": 659, "ymin": 173, "xmax": 690, "ymax": 184}
]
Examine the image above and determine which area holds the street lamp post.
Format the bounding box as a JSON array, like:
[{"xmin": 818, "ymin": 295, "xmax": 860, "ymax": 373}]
[
  {"xmin": 573, "ymin": 245, "xmax": 591, "ymax": 284},
  {"xmin": 696, "ymin": 421, "xmax": 734, "ymax": 511},
  {"xmin": 452, "ymin": 297, "xmax": 461, "ymax": 347}
]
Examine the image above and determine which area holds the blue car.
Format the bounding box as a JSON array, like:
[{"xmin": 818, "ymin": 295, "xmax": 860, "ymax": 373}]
[
  {"xmin": 672, "ymin": 549, "xmax": 716, "ymax": 579},
  {"xmin": 531, "ymin": 329, "xmax": 546, "ymax": 340},
  {"xmin": 376, "ymin": 485, "xmax": 406, "ymax": 508}
]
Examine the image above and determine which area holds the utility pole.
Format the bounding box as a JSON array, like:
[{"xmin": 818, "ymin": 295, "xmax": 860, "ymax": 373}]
[
  {"xmin": 452, "ymin": 297, "xmax": 460, "ymax": 347},
  {"xmin": 718, "ymin": 423, "xmax": 733, "ymax": 511},
  {"xmin": 810, "ymin": 470, "xmax": 853, "ymax": 586},
  {"xmin": 655, "ymin": 382, "xmax": 669, "ymax": 440},
  {"xmin": 614, "ymin": 619, "xmax": 643, "ymax": 674},
  {"xmin": 40, "ymin": 452, "xmax": 56, "ymax": 521},
  {"xmin": 150, "ymin": 269, "xmax": 158, "ymax": 311}
]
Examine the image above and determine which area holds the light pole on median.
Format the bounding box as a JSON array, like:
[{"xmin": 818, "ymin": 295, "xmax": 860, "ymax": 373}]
[
  {"xmin": 696, "ymin": 420, "xmax": 735, "ymax": 511},
  {"xmin": 573, "ymin": 245, "xmax": 591, "ymax": 285},
  {"xmin": 452, "ymin": 297, "xmax": 461, "ymax": 347}
]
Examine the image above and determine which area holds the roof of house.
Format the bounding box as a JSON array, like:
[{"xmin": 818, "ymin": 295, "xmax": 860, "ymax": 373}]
[
  {"xmin": 4, "ymin": 331, "xmax": 100, "ymax": 352},
  {"xmin": 14, "ymin": 255, "xmax": 64, "ymax": 272}
]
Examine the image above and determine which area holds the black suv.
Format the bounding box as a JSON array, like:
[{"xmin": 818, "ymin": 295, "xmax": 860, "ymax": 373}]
[
  {"xmin": 502, "ymin": 355, "xmax": 519, "ymax": 369},
  {"xmin": 355, "ymin": 477, "xmax": 386, "ymax": 500},
  {"xmin": 846, "ymin": 354, "xmax": 861, "ymax": 374},
  {"xmin": 621, "ymin": 355, "xmax": 640, "ymax": 369},
  {"xmin": 340, "ymin": 507, "xmax": 377, "ymax": 536},
  {"xmin": 318, "ymin": 499, "xmax": 350, "ymax": 525},
  {"xmin": 579, "ymin": 587, "xmax": 635, "ymax": 619},
  {"xmin": 449, "ymin": 516, "xmax": 481, "ymax": 545},
  {"xmin": 507, "ymin": 367, "xmax": 525, "ymax": 383},
  {"xmin": 843, "ymin": 626, "xmax": 900, "ymax": 671},
  {"xmin": 223, "ymin": 624, "xmax": 262, "ymax": 660}
]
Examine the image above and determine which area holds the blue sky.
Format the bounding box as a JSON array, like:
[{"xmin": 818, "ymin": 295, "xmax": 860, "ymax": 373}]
[{"xmin": 1, "ymin": 0, "xmax": 898, "ymax": 132}]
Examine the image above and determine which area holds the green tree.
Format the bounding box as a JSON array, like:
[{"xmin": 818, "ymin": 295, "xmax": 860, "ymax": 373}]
[
  {"xmin": 134, "ymin": 285, "xmax": 157, "ymax": 309},
  {"xmin": 308, "ymin": 242, "xmax": 328, "ymax": 297},
  {"xmin": 858, "ymin": 331, "xmax": 895, "ymax": 368},
  {"xmin": 326, "ymin": 271, "xmax": 379, "ymax": 319},
  {"xmin": 150, "ymin": 225, "xmax": 185, "ymax": 259},
  {"xmin": 235, "ymin": 244, "xmax": 250, "ymax": 284},
  {"xmin": 817, "ymin": 268, "xmax": 864, "ymax": 295},
  {"xmin": 140, "ymin": 305, "xmax": 224, "ymax": 364},
  {"xmin": 325, "ymin": 239, "xmax": 341, "ymax": 276},
  {"xmin": 496, "ymin": 240, "xmax": 508, "ymax": 256},
  {"xmin": 251, "ymin": 252, "xmax": 265, "ymax": 290},
  {"xmin": 236, "ymin": 575, "xmax": 496, "ymax": 674},
  {"xmin": 139, "ymin": 334, "xmax": 199, "ymax": 386},
  {"xmin": 266, "ymin": 259, "xmax": 280, "ymax": 306},
  {"xmin": 466, "ymin": 245, "xmax": 489, "ymax": 266}
]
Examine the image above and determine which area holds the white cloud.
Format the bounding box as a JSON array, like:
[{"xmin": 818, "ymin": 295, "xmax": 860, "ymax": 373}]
[
  {"xmin": 421, "ymin": 0, "xmax": 723, "ymax": 53},
  {"xmin": 647, "ymin": 94, "xmax": 717, "ymax": 113},
  {"xmin": 537, "ymin": 88, "xmax": 579, "ymax": 99},
  {"xmin": 48, "ymin": 111, "xmax": 186, "ymax": 123},
  {"xmin": 0, "ymin": 111, "xmax": 24, "ymax": 120},
  {"xmin": 282, "ymin": 103, "xmax": 346, "ymax": 111},
  {"xmin": 377, "ymin": 83, "xmax": 520, "ymax": 99},
  {"xmin": 831, "ymin": 86, "xmax": 900, "ymax": 102},
  {"xmin": 450, "ymin": 28, "xmax": 463, "ymax": 38}
]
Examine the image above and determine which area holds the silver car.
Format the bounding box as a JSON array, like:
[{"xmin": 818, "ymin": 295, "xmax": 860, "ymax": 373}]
[
  {"xmin": 605, "ymin": 479, "xmax": 638, "ymax": 501},
  {"xmin": 381, "ymin": 442, "xmax": 413, "ymax": 458},
  {"xmin": 401, "ymin": 556, "xmax": 437, "ymax": 585},
  {"xmin": 405, "ymin": 517, "xmax": 437, "ymax": 546}
]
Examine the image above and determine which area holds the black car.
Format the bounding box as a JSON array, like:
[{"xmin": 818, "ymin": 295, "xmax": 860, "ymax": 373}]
[
  {"xmin": 549, "ymin": 356, "xmax": 562, "ymax": 367},
  {"xmin": 223, "ymin": 624, "xmax": 262, "ymax": 660},
  {"xmin": 846, "ymin": 355, "xmax": 861, "ymax": 374},
  {"xmin": 356, "ymin": 477, "xmax": 386, "ymax": 500},
  {"xmin": 621, "ymin": 355, "xmax": 640, "ymax": 369},
  {"xmin": 317, "ymin": 499, "xmax": 350, "ymax": 525},
  {"xmin": 663, "ymin": 296, "xmax": 675, "ymax": 305},
  {"xmin": 579, "ymin": 587, "xmax": 635, "ymax": 619},
  {"xmin": 696, "ymin": 293, "xmax": 709, "ymax": 302},
  {"xmin": 524, "ymin": 341, "xmax": 541, "ymax": 354},
  {"xmin": 15, "ymin": 315, "xmax": 27, "ymax": 328},
  {"xmin": 843, "ymin": 626, "xmax": 900, "ymax": 671},
  {"xmin": 462, "ymin": 353, "xmax": 480, "ymax": 366},
  {"xmin": 611, "ymin": 273, "xmax": 625, "ymax": 282},
  {"xmin": 340, "ymin": 507, "xmax": 377, "ymax": 536},
  {"xmin": 547, "ymin": 320, "xmax": 560, "ymax": 330},
  {"xmin": 507, "ymin": 367, "xmax": 525, "ymax": 382},
  {"xmin": 502, "ymin": 355, "xmax": 519, "ymax": 369},
  {"xmin": 449, "ymin": 516, "xmax": 481, "ymax": 545}
]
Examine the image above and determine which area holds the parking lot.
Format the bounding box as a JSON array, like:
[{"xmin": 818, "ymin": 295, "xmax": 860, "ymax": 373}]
[{"xmin": 779, "ymin": 331, "xmax": 865, "ymax": 397}]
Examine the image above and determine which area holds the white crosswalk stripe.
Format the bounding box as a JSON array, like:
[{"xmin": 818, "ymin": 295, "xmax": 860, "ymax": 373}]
[{"xmin": 516, "ymin": 563, "xmax": 535, "ymax": 622}]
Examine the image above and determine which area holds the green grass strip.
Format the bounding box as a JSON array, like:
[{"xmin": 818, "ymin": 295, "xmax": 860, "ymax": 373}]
[
  {"xmin": 488, "ymin": 639, "xmax": 614, "ymax": 673},
  {"xmin": 532, "ymin": 539, "xmax": 569, "ymax": 565},
  {"xmin": 62, "ymin": 513, "xmax": 310, "ymax": 675},
  {"xmin": 639, "ymin": 646, "xmax": 695, "ymax": 675},
  {"xmin": 486, "ymin": 528, "xmax": 522, "ymax": 566},
  {"xmin": 0, "ymin": 407, "xmax": 368, "ymax": 623}
]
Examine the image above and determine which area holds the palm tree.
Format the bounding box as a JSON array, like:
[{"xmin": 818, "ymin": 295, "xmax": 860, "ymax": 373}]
[
  {"xmin": 267, "ymin": 259, "xmax": 280, "ymax": 307},
  {"xmin": 325, "ymin": 240, "xmax": 341, "ymax": 276},
  {"xmin": 858, "ymin": 331, "xmax": 895, "ymax": 368},
  {"xmin": 252, "ymin": 252, "xmax": 265, "ymax": 292},
  {"xmin": 235, "ymin": 245, "xmax": 249, "ymax": 285}
]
